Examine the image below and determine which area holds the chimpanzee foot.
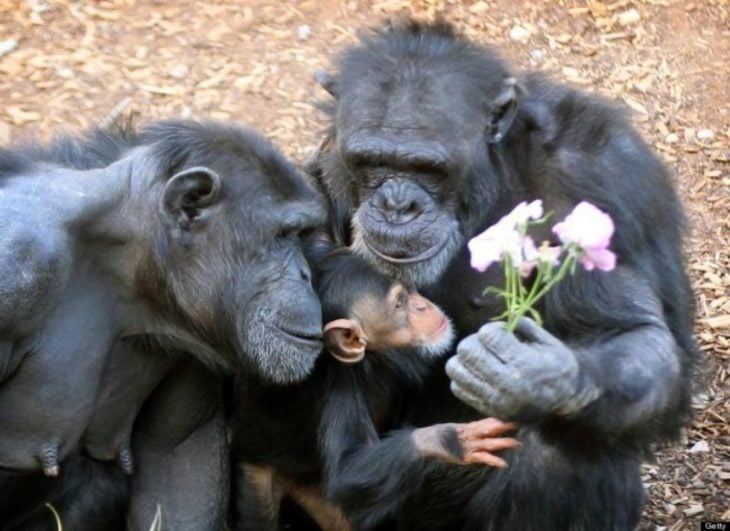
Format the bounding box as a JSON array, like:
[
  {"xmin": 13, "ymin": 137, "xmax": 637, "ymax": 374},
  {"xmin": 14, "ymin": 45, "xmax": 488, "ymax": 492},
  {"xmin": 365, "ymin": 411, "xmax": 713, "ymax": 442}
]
[
  {"xmin": 38, "ymin": 443, "xmax": 59, "ymax": 476},
  {"xmin": 116, "ymin": 443, "xmax": 134, "ymax": 475}
]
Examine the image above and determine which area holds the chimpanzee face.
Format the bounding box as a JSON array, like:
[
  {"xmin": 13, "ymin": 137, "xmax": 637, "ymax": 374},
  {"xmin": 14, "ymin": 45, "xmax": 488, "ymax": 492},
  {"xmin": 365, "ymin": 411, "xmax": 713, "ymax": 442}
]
[
  {"xmin": 318, "ymin": 25, "xmax": 518, "ymax": 288},
  {"xmin": 321, "ymin": 269, "xmax": 455, "ymax": 364},
  {"xmin": 151, "ymin": 122, "xmax": 327, "ymax": 383},
  {"xmin": 333, "ymin": 67, "xmax": 486, "ymax": 288}
]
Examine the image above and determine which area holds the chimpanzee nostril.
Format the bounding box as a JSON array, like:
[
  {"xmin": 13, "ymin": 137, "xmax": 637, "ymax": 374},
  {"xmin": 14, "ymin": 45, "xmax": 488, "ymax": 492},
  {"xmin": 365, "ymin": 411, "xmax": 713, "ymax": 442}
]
[
  {"xmin": 375, "ymin": 186, "xmax": 424, "ymax": 223},
  {"xmin": 404, "ymin": 200, "xmax": 422, "ymax": 217}
]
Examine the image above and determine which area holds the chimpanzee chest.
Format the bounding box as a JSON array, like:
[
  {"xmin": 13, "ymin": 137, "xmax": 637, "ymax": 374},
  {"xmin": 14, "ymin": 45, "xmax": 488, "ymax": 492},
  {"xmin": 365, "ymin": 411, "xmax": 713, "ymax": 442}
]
[{"xmin": 425, "ymin": 251, "xmax": 507, "ymax": 339}]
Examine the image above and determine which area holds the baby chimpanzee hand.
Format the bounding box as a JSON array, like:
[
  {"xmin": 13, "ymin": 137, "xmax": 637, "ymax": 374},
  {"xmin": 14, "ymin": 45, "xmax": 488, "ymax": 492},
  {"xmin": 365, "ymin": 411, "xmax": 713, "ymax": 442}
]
[{"xmin": 412, "ymin": 417, "xmax": 519, "ymax": 468}]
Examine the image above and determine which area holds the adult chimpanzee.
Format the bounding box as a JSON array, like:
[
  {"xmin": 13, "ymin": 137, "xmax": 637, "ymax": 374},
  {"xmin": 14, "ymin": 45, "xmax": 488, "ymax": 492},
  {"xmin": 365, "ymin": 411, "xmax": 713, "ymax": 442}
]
[
  {"xmin": 0, "ymin": 119, "xmax": 326, "ymax": 529},
  {"xmin": 306, "ymin": 20, "xmax": 698, "ymax": 530},
  {"xmin": 231, "ymin": 242, "xmax": 518, "ymax": 530}
]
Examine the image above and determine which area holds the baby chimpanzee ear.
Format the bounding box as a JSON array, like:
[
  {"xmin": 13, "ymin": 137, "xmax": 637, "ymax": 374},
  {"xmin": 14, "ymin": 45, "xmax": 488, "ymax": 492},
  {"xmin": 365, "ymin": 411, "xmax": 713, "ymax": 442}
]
[{"xmin": 323, "ymin": 319, "xmax": 367, "ymax": 364}]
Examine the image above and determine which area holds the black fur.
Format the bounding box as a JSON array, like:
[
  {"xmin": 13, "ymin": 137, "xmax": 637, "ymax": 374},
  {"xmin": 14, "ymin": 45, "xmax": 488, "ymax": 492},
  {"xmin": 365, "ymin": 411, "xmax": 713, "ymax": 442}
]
[
  {"xmin": 308, "ymin": 19, "xmax": 698, "ymax": 530},
  {"xmin": 230, "ymin": 248, "xmax": 444, "ymax": 530},
  {"xmin": 0, "ymin": 118, "xmax": 325, "ymax": 529}
]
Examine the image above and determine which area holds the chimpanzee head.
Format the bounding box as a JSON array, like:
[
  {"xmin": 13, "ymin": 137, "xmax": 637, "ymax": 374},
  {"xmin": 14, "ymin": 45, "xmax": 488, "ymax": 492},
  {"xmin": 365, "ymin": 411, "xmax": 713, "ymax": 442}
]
[
  {"xmin": 136, "ymin": 121, "xmax": 326, "ymax": 383},
  {"xmin": 314, "ymin": 20, "xmax": 520, "ymax": 287},
  {"xmin": 315, "ymin": 249, "xmax": 454, "ymax": 364}
]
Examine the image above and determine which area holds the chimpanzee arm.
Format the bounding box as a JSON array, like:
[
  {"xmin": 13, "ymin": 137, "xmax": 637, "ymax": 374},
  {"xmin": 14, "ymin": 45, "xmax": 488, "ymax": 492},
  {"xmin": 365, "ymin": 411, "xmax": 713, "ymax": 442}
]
[
  {"xmin": 317, "ymin": 366, "xmax": 425, "ymax": 527},
  {"xmin": 447, "ymin": 267, "xmax": 690, "ymax": 449},
  {"xmin": 318, "ymin": 366, "xmax": 378, "ymax": 487},
  {"xmin": 127, "ymin": 358, "xmax": 228, "ymax": 531},
  {"xmin": 319, "ymin": 367, "xmax": 516, "ymax": 528}
]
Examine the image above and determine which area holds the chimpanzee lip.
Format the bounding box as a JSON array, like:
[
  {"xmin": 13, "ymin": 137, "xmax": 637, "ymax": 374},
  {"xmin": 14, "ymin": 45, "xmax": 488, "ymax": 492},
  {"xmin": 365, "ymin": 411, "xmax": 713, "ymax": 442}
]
[
  {"xmin": 427, "ymin": 317, "xmax": 449, "ymax": 339},
  {"xmin": 277, "ymin": 325, "xmax": 323, "ymax": 346},
  {"xmin": 363, "ymin": 234, "xmax": 449, "ymax": 265}
]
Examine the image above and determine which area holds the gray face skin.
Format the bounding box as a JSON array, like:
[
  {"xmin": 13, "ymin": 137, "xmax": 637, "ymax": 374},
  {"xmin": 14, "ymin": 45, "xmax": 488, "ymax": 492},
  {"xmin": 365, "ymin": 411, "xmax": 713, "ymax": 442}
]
[
  {"xmin": 336, "ymin": 79, "xmax": 478, "ymax": 288},
  {"xmin": 316, "ymin": 42, "xmax": 518, "ymax": 289},
  {"xmin": 0, "ymin": 121, "xmax": 326, "ymax": 476}
]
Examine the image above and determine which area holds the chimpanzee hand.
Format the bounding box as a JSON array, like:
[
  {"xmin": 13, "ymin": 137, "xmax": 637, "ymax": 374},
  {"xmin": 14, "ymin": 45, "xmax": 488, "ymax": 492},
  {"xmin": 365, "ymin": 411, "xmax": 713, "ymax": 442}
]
[
  {"xmin": 412, "ymin": 418, "xmax": 519, "ymax": 468},
  {"xmin": 446, "ymin": 318, "xmax": 598, "ymax": 421}
]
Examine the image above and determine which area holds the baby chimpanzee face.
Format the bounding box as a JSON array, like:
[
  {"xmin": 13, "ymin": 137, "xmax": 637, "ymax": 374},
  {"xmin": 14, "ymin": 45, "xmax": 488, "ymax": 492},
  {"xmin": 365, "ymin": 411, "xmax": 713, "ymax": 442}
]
[{"xmin": 323, "ymin": 279, "xmax": 454, "ymax": 364}]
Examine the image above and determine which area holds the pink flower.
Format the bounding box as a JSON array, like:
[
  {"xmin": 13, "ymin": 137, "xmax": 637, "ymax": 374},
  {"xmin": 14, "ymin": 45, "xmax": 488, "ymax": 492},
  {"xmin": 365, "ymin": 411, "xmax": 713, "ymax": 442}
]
[
  {"xmin": 468, "ymin": 200, "xmax": 546, "ymax": 273},
  {"xmin": 552, "ymin": 202, "xmax": 616, "ymax": 271},
  {"xmin": 506, "ymin": 199, "xmax": 544, "ymax": 227},
  {"xmin": 468, "ymin": 217, "xmax": 522, "ymax": 272},
  {"xmin": 520, "ymin": 237, "xmax": 562, "ymax": 277}
]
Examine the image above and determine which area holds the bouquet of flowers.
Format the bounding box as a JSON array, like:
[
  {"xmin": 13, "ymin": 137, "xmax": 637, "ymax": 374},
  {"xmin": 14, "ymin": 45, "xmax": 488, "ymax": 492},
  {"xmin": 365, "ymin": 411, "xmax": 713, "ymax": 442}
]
[{"xmin": 468, "ymin": 200, "xmax": 616, "ymax": 332}]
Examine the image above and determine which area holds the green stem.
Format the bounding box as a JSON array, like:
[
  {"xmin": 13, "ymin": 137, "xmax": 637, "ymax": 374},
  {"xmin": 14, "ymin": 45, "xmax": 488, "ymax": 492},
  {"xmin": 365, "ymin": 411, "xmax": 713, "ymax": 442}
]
[{"xmin": 505, "ymin": 253, "xmax": 577, "ymax": 332}]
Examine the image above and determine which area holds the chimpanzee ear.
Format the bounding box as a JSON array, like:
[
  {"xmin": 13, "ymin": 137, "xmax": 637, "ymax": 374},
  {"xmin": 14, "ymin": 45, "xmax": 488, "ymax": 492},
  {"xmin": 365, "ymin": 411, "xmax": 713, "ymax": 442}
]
[
  {"xmin": 161, "ymin": 166, "xmax": 222, "ymax": 230},
  {"xmin": 323, "ymin": 318, "xmax": 367, "ymax": 364},
  {"xmin": 486, "ymin": 78, "xmax": 520, "ymax": 144},
  {"xmin": 314, "ymin": 70, "xmax": 339, "ymax": 98}
]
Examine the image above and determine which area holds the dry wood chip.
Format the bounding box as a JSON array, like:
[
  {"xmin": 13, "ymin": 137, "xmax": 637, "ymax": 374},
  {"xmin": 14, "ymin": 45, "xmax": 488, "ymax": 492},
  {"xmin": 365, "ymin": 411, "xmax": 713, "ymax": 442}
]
[
  {"xmin": 0, "ymin": 121, "xmax": 11, "ymax": 143},
  {"xmin": 623, "ymin": 96, "xmax": 649, "ymax": 115},
  {"xmin": 138, "ymin": 84, "xmax": 185, "ymax": 97},
  {"xmin": 469, "ymin": 2, "xmax": 490, "ymax": 14},
  {"xmin": 601, "ymin": 31, "xmax": 635, "ymax": 42},
  {"xmin": 683, "ymin": 505, "xmax": 704, "ymax": 517},
  {"xmin": 705, "ymin": 315, "xmax": 730, "ymax": 330},
  {"xmin": 82, "ymin": 5, "xmax": 121, "ymax": 21},
  {"xmin": 588, "ymin": 1, "xmax": 610, "ymax": 18},
  {"xmin": 618, "ymin": 9, "xmax": 641, "ymax": 26},
  {"xmin": 6, "ymin": 106, "xmax": 41, "ymax": 125},
  {"xmin": 0, "ymin": 39, "xmax": 17, "ymax": 58},
  {"xmin": 509, "ymin": 25, "xmax": 531, "ymax": 42},
  {"xmin": 0, "ymin": 58, "xmax": 23, "ymax": 76},
  {"xmin": 568, "ymin": 7, "xmax": 590, "ymax": 16}
]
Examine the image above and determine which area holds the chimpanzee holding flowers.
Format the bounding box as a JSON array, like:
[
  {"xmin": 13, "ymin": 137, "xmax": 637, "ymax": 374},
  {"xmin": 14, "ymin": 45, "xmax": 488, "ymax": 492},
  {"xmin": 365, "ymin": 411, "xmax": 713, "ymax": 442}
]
[{"xmin": 307, "ymin": 19, "xmax": 697, "ymax": 530}]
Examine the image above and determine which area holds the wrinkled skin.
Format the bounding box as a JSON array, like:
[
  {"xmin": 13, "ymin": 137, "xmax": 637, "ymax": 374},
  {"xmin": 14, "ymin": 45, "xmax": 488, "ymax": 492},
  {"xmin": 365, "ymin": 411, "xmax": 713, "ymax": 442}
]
[
  {"xmin": 308, "ymin": 20, "xmax": 697, "ymax": 530},
  {"xmin": 0, "ymin": 120, "xmax": 326, "ymax": 529},
  {"xmin": 446, "ymin": 318, "xmax": 599, "ymax": 421}
]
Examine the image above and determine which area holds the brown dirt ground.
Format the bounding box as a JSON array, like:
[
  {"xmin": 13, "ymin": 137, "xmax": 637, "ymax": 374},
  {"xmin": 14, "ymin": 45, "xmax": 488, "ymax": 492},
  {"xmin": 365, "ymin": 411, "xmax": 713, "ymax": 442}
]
[{"xmin": 0, "ymin": 0, "xmax": 728, "ymax": 529}]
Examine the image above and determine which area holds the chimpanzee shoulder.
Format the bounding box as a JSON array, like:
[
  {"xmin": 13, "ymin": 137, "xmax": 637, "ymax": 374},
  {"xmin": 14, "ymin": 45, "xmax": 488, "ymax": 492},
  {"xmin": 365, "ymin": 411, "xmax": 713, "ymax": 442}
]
[
  {"xmin": 0, "ymin": 118, "xmax": 138, "ymax": 175},
  {"xmin": 514, "ymin": 74, "xmax": 695, "ymax": 351}
]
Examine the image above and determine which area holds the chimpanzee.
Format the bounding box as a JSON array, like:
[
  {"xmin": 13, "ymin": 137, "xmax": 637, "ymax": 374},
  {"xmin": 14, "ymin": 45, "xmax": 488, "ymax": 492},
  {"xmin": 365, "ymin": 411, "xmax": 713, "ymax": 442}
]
[
  {"xmin": 306, "ymin": 20, "xmax": 698, "ymax": 530},
  {"xmin": 0, "ymin": 119, "xmax": 326, "ymax": 529},
  {"xmin": 231, "ymin": 244, "xmax": 519, "ymax": 530}
]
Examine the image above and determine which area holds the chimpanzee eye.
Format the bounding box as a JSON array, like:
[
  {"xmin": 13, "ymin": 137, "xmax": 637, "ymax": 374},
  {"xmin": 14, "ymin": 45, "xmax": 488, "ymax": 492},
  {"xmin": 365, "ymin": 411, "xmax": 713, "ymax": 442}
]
[{"xmin": 277, "ymin": 219, "xmax": 314, "ymax": 242}]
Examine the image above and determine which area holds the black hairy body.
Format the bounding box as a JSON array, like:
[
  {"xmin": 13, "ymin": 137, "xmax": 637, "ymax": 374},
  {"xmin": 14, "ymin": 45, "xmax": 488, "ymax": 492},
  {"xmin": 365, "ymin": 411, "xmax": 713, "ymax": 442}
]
[
  {"xmin": 0, "ymin": 119, "xmax": 325, "ymax": 530},
  {"xmin": 306, "ymin": 20, "xmax": 698, "ymax": 530}
]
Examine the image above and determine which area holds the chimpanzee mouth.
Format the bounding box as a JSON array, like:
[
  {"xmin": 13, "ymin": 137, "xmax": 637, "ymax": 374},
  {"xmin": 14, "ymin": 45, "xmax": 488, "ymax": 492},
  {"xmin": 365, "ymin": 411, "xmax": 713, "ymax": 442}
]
[
  {"xmin": 363, "ymin": 234, "xmax": 450, "ymax": 265},
  {"xmin": 276, "ymin": 325, "xmax": 323, "ymax": 347},
  {"xmin": 427, "ymin": 316, "xmax": 450, "ymax": 340}
]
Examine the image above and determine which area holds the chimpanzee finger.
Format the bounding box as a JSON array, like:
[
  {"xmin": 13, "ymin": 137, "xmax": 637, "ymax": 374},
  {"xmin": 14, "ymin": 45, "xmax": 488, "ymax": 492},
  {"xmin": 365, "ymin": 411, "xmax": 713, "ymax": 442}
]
[
  {"xmin": 463, "ymin": 451, "xmax": 509, "ymax": 469},
  {"xmin": 458, "ymin": 417, "xmax": 518, "ymax": 439},
  {"xmin": 452, "ymin": 336, "xmax": 497, "ymax": 380},
  {"xmin": 453, "ymin": 336, "xmax": 520, "ymax": 387},
  {"xmin": 462, "ymin": 437, "xmax": 520, "ymax": 455},
  {"xmin": 446, "ymin": 355, "xmax": 502, "ymax": 396},
  {"xmin": 452, "ymin": 340, "xmax": 521, "ymax": 392},
  {"xmin": 475, "ymin": 322, "xmax": 522, "ymax": 364},
  {"xmin": 513, "ymin": 317, "xmax": 560, "ymax": 347}
]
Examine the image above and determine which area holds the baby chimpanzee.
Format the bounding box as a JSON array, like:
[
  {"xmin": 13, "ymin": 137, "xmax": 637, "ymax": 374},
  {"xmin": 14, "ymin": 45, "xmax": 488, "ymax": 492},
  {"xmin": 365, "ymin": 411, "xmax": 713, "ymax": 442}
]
[{"xmin": 230, "ymin": 246, "xmax": 518, "ymax": 531}]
